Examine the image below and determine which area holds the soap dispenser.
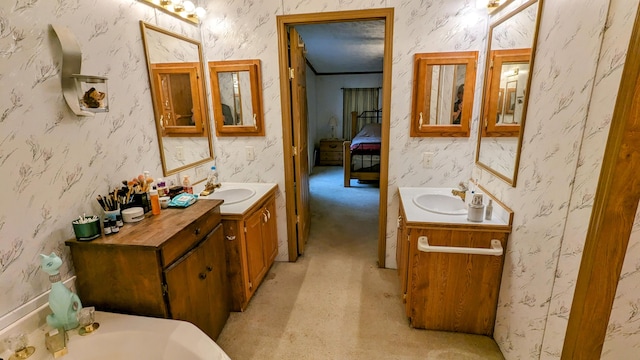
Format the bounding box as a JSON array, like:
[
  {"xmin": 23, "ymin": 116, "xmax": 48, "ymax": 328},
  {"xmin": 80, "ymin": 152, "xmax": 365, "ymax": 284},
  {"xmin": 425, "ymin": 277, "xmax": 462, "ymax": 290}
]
[{"xmin": 467, "ymin": 193, "xmax": 485, "ymax": 222}]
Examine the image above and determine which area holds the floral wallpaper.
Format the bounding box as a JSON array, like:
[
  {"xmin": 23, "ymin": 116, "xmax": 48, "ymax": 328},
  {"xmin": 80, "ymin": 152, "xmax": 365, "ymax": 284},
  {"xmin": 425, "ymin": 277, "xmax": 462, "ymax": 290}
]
[
  {"xmin": 477, "ymin": 0, "xmax": 640, "ymax": 358},
  {"xmin": 1, "ymin": 0, "xmax": 639, "ymax": 358}
]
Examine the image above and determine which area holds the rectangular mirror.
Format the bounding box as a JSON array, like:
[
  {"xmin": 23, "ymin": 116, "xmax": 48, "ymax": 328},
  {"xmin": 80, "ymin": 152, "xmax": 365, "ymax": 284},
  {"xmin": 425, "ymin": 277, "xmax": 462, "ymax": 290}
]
[
  {"xmin": 208, "ymin": 60, "xmax": 264, "ymax": 136},
  {"xmin": 476, "ymin": 0, "xmax": 544, "ymax": 186},
  {"xmin": 410, "ymin": 51, "xmax": 478, "ymax": 137},
  {"xmin": 482, "ymin": 48, "xmax": 531, "ymax": 136},
  {"xmin": 140, "ymin": 21, "xmax": 214, "ymax": 176}
]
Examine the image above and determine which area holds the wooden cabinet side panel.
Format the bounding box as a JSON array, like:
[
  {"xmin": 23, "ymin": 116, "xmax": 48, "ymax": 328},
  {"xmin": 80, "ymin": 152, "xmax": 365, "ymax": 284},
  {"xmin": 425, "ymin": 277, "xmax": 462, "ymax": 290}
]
[
  {"xmin": 222, "ymin": 219, "xmax": 248, "ymax": 311},
  {"xmin": 408, "ymin": 229, "xmax": 508, "ymax": 335},
  {"xmin": 70, "ymin": 246, "xmax": 167, "ymax": 317}
]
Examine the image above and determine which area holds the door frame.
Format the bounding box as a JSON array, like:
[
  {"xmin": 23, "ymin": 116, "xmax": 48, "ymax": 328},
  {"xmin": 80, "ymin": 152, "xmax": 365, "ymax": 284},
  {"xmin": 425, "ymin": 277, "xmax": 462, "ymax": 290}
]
[
  {"xmin": 276, "ymin": 8, "xmax": 394, "ymax": 265},
  {"xmin": 562, "ymin": 5, "xmax": 640, "ymax": 357}
]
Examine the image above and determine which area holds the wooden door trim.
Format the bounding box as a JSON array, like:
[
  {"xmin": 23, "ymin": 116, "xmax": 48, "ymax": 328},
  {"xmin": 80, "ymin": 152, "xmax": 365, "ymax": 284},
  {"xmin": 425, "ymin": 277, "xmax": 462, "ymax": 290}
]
[
  {"xmin": 562, "ymin": 6, "xmax": 640, "ymax": 357},
  {"xmin": 276, "ymin": 8, "xmax": 394, "ymax": 266}
]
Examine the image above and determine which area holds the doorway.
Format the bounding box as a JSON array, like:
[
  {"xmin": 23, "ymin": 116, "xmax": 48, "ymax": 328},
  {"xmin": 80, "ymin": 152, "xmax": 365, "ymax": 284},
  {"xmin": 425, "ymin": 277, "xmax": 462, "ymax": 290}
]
[{"xmin": 276, "ymin": 9, "xmax": 394, "ymax": 266}]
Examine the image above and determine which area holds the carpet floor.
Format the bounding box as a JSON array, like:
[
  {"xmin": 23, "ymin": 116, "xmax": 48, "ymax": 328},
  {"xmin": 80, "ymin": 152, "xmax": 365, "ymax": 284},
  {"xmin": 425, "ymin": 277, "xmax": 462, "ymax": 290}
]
[{"xmin": 216, "ymin": 166, "xmax": 504, "ymax": 360}]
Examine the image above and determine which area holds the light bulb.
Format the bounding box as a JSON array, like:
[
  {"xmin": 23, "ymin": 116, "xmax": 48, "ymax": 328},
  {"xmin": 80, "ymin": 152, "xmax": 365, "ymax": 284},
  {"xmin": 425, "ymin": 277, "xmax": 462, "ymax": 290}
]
[
  {"xmin": 195, "ymin": 6, "xmax": 206, "ymax": 18},
  {"xmin": 172, "ymin": 0, "xmax": 184, "ymax": 11},
  {"xmin": 183, "ymin": 1, "xmax": 195, "ymax": 13}
]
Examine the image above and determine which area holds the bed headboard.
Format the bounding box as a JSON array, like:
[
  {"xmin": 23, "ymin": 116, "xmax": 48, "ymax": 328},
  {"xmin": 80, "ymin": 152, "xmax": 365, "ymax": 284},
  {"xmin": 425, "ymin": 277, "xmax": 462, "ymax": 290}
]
[{"xmin": 350, "ymin": 109, "xmax": 382, "ymax": 139}]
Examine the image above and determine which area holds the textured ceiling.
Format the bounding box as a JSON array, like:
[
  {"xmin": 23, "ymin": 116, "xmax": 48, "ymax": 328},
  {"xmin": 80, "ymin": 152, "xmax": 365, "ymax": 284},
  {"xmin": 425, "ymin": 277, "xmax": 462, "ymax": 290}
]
[{"xmin": 294, "ymin": 20, "xmax": 385, "ymax": 74}]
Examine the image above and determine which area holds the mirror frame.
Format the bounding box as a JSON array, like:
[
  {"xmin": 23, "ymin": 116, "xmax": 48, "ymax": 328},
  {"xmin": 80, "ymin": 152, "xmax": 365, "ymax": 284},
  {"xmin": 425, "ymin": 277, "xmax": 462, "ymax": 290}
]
[
  {"xmin": 208, "ymin": 59, "xmax": 265, "ymax": 137},
  {"xmin": 482, "ymin": 48, "xmax": 531, "ymax": 136},
  {"xmin": 140, "ymin": 21, "xmax": 214, "ymax": 176},
  {"xmin": 476, "ymin": 0, "xmax": 544, "ymax": 186},
  {"xmin": 410, "ymin": 51, "xmax": 478, "ymax": 137}
]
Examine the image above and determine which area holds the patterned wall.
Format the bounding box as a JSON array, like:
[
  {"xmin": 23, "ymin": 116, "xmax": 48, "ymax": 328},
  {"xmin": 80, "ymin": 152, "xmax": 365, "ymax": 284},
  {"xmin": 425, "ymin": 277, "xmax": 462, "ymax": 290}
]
[
  {"xmin": 0, "ymin": 0, "xmax": 173, "ymax": 322},
  {"xmin": 1, "ymin": 0, "xmax": 639, "ymax": 358},
  {"xmin": 477, "ymin": 0, "xmax": 640, "ymax": 358}
]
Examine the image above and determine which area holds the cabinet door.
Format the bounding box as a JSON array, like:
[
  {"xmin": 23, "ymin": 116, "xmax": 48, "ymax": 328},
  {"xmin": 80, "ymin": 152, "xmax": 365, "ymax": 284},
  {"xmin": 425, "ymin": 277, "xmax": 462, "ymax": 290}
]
[
  {"xmin": 165, "ymin": 224, "xmax": 225, "ymax": 340},
  {"xmin": 244, "ymin": 208, "xmax": 267, "ymax": 296},
  {"xmin": 202, "ymin": 224, "xmax": 230, "ymax": 339},
  {"xmin": 407, "ymin": 229, "xmax": 507, "ymax": 335},
  {"xmin": 151, "ymin": 63, "xmax": 204, "ymax": 136},
  {"xmin": 263, "ymin": 198, "xmax": 278, "ymax": 265}
]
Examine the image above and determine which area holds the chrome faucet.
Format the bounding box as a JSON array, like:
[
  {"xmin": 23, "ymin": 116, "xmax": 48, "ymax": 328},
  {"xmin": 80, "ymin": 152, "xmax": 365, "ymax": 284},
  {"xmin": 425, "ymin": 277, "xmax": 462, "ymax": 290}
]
[{"xmin": 451, "ymin": 182, "xmax": 468, "ymax": 202}]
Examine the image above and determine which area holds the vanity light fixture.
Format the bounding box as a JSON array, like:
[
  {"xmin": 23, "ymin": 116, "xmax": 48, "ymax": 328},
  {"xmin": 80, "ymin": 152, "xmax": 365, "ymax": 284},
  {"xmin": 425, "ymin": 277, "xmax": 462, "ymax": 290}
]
[
  {"xmin": 137, "ymin": 0, "xmax": 206, "ymax": 25},
  {"xmin": 51, "ymin": 25, "xmax": 109, "ymax": 117},
  {"xmin": 476, "ymin": 0, "xmax": 506, "ymax": 12}
]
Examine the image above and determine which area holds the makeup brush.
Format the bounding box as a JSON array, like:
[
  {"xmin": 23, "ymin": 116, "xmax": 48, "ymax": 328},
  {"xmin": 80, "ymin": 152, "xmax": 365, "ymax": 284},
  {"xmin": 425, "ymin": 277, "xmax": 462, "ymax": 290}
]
[{"xmin": 96, "ymin": 195, "xmax": 106, "ymax": 210}]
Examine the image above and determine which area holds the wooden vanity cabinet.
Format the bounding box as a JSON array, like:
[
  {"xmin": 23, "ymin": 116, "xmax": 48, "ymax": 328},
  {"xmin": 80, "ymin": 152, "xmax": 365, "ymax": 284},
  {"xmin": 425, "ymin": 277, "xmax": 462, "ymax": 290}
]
[
  {"xmin": 65, "ymin": 200, "xmax": 229, "ymax": 340},
  {"xmin": 222, "ymin": 190, "xmax": 277, "ymax": 311},
  {"xmin": 396, "ymin": 198, "xmax": 511, "ymax": 336}
]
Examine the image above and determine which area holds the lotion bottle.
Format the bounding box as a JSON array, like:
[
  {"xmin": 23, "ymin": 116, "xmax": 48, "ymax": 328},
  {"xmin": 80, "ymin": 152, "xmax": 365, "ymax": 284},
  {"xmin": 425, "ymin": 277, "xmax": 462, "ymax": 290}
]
[
  {"xmin": 485, "ymin": 199, "xmax": 493, "ymax": 220},
  {"xmin": 182, "ymin": 175, "xmax": 193, "ymax": 194}
]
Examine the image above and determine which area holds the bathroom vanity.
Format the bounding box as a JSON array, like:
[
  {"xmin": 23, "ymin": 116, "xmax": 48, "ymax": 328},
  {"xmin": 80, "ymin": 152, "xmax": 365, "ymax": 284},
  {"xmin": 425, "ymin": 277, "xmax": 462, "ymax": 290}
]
[
  {"xmin": 65, "ymin": 200, "xmax": 229, "ymax": 340},
  {"xmin": 397, "ymin": 187, "xmax": 513, "ymax": 336},
  {"xmin": 201, "ymin": 183, "xmax": 278, "ymax": 311}
]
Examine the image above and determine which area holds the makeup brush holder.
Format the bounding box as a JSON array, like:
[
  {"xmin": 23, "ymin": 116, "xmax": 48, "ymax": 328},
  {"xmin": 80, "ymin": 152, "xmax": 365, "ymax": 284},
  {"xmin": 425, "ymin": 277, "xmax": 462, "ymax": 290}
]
[{"xmin": 124, "ymin": 192, "xmax": 151, "ymax": 213}]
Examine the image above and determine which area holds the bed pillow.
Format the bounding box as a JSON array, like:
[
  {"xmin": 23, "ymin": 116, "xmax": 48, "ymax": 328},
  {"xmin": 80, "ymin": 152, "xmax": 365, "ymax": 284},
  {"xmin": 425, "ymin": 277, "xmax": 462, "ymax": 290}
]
[{"xmin": 357, "ymin": 123, "xmax": 381, "ymax": 138}]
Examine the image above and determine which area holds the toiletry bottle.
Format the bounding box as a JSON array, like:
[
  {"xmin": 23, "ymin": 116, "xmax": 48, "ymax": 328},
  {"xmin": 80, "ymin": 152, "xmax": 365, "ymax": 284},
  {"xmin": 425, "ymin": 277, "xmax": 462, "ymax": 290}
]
[
  {"xmin": 103, "ymin": 219, "xmax": 112, "ymax": 235},
  {"xmin": 467, "ymin": 193, "xmax": 485, "ymax": 222},
  {"xmin": 485, "ymin": 199, "xmax": 493, "ymax": 220},
  {"xmin": 156, "ymin": 178, "xmax": 166, "ymax": 197},
  {"xmin": 207, "ymin": 166, "xmax": 219, "ymax": 187},
  {"xmin": 182, "ymin": 175, "xmax": 193, "ymax": 194},
  {"xmin": 150, "ymin": 188, "xmax": 161, "ymax": 215}
]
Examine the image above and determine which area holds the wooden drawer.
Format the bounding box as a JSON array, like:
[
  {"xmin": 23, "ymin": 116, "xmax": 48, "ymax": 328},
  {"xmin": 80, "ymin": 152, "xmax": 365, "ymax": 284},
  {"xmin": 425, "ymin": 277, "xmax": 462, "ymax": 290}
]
[
  {"xmin": 161, "ymin": 208, "xmax": 221, "ymax": 266},
  {"xmin": 320, "ymin": 140, "xmax": 342, "ymax": 152},
  {"xmin": 320, "ymin": 152, "xmax": 342, "ymax": 161}
]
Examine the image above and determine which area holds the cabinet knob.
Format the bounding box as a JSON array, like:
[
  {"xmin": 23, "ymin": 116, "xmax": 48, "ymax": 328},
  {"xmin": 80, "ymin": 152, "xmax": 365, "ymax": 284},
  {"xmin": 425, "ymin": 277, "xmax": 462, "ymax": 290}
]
[
  {"xmin": 206, "ymin": 266, "xmax": 213, "ymax": 272},
  {"xmin": 263, "ymin": 212, "xmax": 268, "ymax": 223},
  {"xmin": 265, "ymin": 209, "xmax": 271, "ymax": 220},
  {"xmin": 194, "ymin": 228, "xmax": 201, "ymax": 236},
  {"xmin": 226, "ymin": 235, "xmax": 236, "ymax": 241},
  {"xmin": 199, "ymin": 272, "xmax": 207, "ymax": 280}
]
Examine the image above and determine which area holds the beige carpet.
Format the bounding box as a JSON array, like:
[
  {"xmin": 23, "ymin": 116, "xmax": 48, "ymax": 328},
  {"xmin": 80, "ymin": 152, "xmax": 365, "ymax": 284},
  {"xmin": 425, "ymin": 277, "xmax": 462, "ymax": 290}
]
[{"xmin": 216, "ymin": 166, "xmax": 504, "ymax": 360}]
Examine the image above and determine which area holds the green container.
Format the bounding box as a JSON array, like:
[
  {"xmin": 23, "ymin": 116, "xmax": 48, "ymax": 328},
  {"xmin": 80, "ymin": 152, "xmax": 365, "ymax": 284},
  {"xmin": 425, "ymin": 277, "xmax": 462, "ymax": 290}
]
[{"xmin": 72, "ymin": 217, "xmax": 101, "ymax": 241}]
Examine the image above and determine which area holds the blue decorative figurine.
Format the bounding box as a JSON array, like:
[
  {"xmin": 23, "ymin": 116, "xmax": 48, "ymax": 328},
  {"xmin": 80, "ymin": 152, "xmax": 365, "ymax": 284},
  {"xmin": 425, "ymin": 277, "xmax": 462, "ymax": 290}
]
[{"xmin": 40, "ymin": 252, "xmax": 82, "ymax": 330}]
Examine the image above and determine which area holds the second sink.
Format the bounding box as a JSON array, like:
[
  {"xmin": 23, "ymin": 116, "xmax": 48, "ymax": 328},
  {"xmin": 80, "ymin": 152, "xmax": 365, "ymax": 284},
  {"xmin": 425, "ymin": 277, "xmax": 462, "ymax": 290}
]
[
  {"xmin": 413, "ymin": 193, "xmax": 467, "ymax": 215},
  {"xmin": 208, "ymin": 188, "xmax": 256, "ymax": 205}
]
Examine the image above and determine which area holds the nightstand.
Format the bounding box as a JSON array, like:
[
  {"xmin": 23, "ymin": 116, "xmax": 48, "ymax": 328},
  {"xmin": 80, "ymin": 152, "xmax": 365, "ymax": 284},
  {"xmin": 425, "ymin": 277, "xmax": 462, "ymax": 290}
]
[{"xmin": 319, "ymin": 139, "xmax": 344, "ymax": 166}]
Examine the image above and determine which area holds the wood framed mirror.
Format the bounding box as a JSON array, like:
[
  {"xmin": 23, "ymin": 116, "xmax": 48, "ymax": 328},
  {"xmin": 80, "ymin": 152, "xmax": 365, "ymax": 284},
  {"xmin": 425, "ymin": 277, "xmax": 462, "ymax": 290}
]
[
  {"xmin": 208, "ymin": 59, "xmax": 264, "ymax": 137},
  {"xmin": 476, "ymin": 0, "xmax": 544, "ymax": 186},
  {"xmin": 140, "ymin": 21, "xmax": 214, "ymax": 176},
  {"xmin": 410, "ymin": 51, "xmax": 478, "ymax": 137},
  {"xmin": 482, "ymin": 48, "xmax": 531, "ymax": 136}
]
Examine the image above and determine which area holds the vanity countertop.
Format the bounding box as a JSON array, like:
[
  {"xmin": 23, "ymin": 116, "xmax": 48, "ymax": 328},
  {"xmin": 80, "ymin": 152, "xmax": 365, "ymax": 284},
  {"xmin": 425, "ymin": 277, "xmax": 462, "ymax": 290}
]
[
  {"xmin": 198, "ymin": 182, "xmax": 277, "ymax": 216},
  {"xmin": 399, "ymin": 187, "xmax": 512, "ymax": 228}
]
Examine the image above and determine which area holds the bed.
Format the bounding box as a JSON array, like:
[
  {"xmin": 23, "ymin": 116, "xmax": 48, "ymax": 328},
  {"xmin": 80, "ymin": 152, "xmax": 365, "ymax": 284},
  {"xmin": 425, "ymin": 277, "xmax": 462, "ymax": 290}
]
[{"xmin": 343, "ymin": 109, "xmax": 382, "ymax": 187}]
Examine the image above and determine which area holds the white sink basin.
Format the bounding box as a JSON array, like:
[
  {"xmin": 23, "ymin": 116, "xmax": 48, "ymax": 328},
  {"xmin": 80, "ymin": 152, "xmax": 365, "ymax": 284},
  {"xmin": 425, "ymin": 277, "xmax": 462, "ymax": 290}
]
[
  {"xmin": 208, "ymin": 188, "xmax": 256, "ymax": 205},
  {"xmin": 413, "ymin": 193, "xmax": 467, "ymax": 215}
]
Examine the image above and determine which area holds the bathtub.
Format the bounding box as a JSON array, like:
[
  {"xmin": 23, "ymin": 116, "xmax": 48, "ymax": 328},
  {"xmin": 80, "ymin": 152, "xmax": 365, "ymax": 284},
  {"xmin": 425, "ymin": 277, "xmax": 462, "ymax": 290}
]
[{"xmin": 0, "ymin": 311, "xmax": 231, "ymax": 360}]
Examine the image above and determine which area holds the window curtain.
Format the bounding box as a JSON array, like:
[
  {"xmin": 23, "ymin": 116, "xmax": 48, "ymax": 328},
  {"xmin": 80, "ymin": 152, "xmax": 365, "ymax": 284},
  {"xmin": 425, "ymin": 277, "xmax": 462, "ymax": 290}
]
[{"xmin": 342, "ymin": 88, "xmax": 380, "ymax": 140}]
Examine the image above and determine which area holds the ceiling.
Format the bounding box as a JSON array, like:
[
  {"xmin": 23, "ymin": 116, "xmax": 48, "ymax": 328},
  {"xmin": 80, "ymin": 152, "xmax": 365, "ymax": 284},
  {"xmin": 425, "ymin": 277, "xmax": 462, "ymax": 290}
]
[{"xmin": 294, "ymin": 20, "xmax": 385, "ymax": 75}]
